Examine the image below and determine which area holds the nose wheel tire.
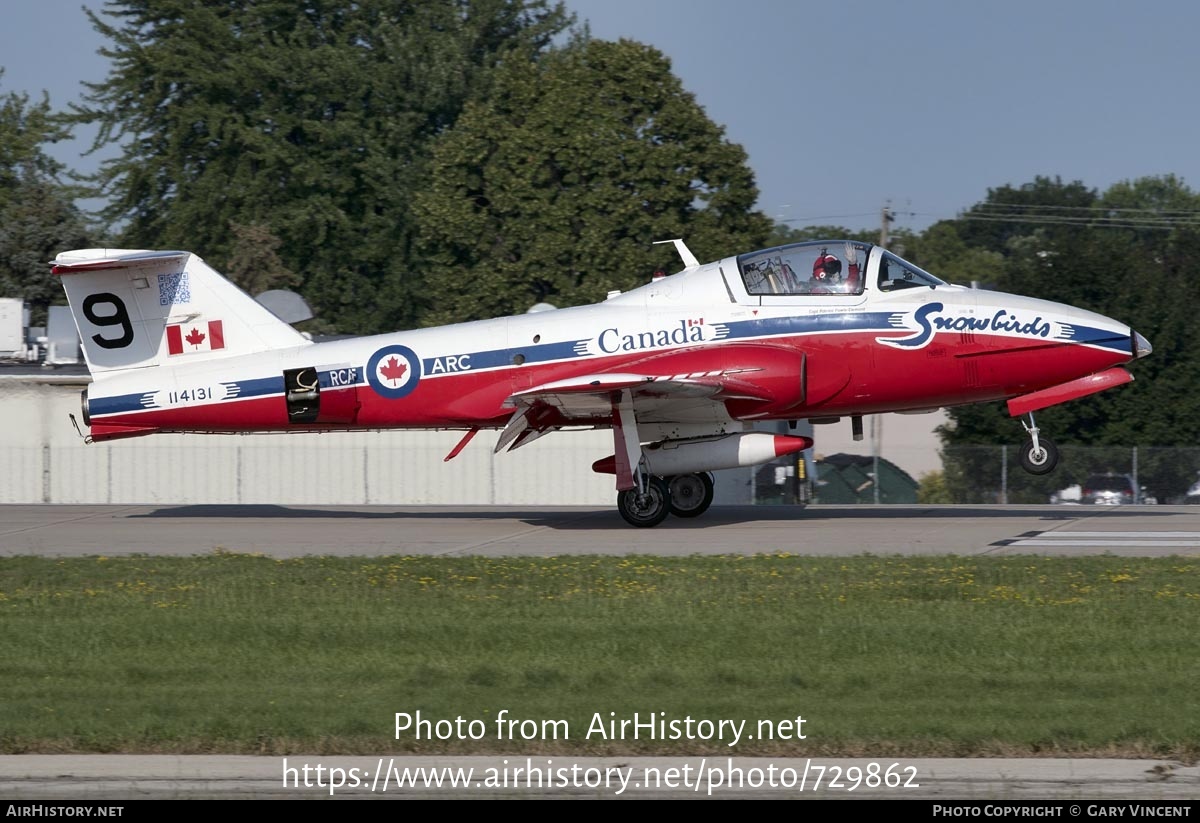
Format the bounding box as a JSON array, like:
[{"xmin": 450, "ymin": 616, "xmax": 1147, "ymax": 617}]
[
  {"xmin": 1020, "ymin": 436, "xmax": 1059, "ymax": 475},
  {"xmin": 617, "ymin": 476, "xmax": 671, "ymax": 527},
  {"xmin": 666, "ymin": 472, "xmax": 715, "ymax": 518}
]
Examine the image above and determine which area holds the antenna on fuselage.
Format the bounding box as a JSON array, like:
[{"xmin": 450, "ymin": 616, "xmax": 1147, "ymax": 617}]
[{"xmin": 653, "ymin": 238, "xmax": 700, "ymax": 269}]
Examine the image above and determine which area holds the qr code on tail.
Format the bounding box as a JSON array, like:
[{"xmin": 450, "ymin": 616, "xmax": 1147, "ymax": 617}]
[{"xmin": 158, "ymin": 271, "xmax": 191, "ymax": 306}]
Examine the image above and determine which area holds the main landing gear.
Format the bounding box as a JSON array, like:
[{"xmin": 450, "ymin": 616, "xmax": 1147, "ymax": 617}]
[
  {"xmin": 616, "ymin": 472, "xmax": 715, "ymax": 527},
  {"xmin": 667, "ymin": 472, "xmax": 715, "ymax": 518},
  {"xmin": 1019, "ymin": 412, "xmax": 1059, "ymax": 475}
]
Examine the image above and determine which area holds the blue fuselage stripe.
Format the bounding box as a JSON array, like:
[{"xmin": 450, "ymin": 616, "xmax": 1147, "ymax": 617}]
[{"xmin": 87, "ymin": 316, "xmax": 1130, "ymax": 417}]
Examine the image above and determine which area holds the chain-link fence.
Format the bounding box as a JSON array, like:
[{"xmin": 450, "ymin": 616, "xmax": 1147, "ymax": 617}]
[
  {"xmin": 749, "ymin": 446, "xmax": 1200, "ymax": 505},
  {"xmin": 931, "ymin": 446, "xmax": 1200, "ymax": 505}
]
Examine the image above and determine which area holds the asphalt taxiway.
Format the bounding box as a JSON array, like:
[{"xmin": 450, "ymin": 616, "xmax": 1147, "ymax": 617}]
[
  {"xmin": 2, "ymin": 754, "xmax": 1198, "ymax": 800},
  {"xmin": 3, "ymin": 503, "xmax": 1200, "ymax": 557}
]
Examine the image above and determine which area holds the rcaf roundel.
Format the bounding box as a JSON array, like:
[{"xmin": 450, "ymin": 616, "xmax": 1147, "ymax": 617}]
[{"xmin": 366, "ymin": 344, "xmax": 422, "ymax": 399}]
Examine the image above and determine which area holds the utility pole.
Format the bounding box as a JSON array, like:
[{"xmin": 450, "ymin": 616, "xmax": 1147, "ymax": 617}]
[
  {"xmin": 871, "ymin": 202, "xmax": 895, "ymax": 503},
  {"xmin": 870, "ymin": 414, "xmax": 882, "ymax": 504}
]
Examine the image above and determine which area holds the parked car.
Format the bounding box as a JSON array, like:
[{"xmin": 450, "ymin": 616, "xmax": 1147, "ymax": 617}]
[
  {"xmin": 1049, "ymin": 484, "xmax": 1082, "ymax": 504},
  {"xmin": 1185, "ymin": 474, "xmax": 1200, "ymax": 502},
  {"xmin": 1080, "ymin": 473, "xmax": 1136, "ymax": 505}
]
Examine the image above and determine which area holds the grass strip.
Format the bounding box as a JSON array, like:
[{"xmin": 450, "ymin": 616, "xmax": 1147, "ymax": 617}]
[{"xmin": 0, "ymin": 552, "xmax": 1196, "ymax": 759}]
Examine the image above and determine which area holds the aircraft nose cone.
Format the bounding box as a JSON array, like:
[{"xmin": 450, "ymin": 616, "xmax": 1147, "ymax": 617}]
[{"xmin": 1133, "ymin": 330, "xmax": 1153, "ymax": 359}]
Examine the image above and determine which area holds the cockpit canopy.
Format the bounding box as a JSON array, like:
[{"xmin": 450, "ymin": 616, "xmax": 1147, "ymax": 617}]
[{"xmin": 736, "ymin": 240, "xmax": 946, "ymax": 296}]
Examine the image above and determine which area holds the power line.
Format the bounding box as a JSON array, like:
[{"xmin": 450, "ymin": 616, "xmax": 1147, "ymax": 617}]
[
  {"xmin": 774, "ymin": 203, "xmax": 1200, "ymax": 232},
  {"xmin": 970, "ymin": 202, "xmax": 1200, "ymax": 216},
  {"xmin": 957, "ymin": 212, "xmax": 1200, "ymax": 230}
]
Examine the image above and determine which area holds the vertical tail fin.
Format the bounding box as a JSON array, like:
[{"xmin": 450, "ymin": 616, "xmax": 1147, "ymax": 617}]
[{"xmin": 52, "ymin": 248, "xmax": 309, "ymax": 374}]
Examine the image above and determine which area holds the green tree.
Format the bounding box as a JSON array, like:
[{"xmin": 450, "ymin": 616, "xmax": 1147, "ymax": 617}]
[
  {"xmin": 915, "ymin": 469, "xmax": 952, "ymax": 504},
  {"xmin": 903, "ymin": 221, "xmax": 1004, "ymax": 288},
  {"xmin": 224, "ymin": 221, "xmax": 300, "ymax": 296},
  {"xmin": 71, "ymin": 0, "xmax": 573, "ymax": 333},
  {"xmin": 0, "ymin": 74, "xmax": 92, "ymax": 323},
  {"xmin": 955, "ymin": 175, "xmax": 1099, "ymax": 253},
  {"xmin": 413, "ymin": 37, "xmax": 773, "ymax": 324}
]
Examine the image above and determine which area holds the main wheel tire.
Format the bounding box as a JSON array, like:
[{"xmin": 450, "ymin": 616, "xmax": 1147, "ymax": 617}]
[
  {"xmin": 1020, "ymin": 436, "xmax": 1059, "ymax": 475},
  {"xmin": 667, "ymin": 472, "xmax": 715, "ymax": 518},
  {"xmin": 616, "ymin": 476, "xmax": 671, "ymax": 527}
]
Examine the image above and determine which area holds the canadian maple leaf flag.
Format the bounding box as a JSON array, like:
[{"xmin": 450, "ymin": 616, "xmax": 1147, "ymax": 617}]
[{"xmin": 166, "ymin": 320, "xmax": 225, "ymax": 355}]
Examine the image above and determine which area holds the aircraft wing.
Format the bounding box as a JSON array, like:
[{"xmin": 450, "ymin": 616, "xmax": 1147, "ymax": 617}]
[{"xmin": 495, "ymin": 343, "xmax": 809, "ymax": 452}]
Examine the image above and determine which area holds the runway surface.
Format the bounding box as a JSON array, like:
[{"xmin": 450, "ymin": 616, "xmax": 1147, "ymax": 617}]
[
  {"xmin": 4, "ymin": 503, "xmax": 1198, "ymax": 801},
  {"xmin": 3, "ymin": 503, "xmax": 1200, "ymax": 557}
]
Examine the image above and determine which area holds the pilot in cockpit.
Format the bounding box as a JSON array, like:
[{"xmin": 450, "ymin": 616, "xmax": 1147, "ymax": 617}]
[{"xmin": 810, "ymin": 253, "xmax": 843, "ymax": 293}]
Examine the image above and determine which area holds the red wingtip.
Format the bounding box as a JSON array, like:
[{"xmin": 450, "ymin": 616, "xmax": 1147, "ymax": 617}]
[
  {"xmin": 592, "ymin": 455, "xmax": 616, "ymax": 474},
  {"xmin": 772, "ymin": 435, "xmax": 813, "ymax": 457}
]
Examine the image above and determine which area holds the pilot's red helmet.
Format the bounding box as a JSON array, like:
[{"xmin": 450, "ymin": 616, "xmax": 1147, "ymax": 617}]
[{"xmin": 813, "ymin": 254, "xmax": 841, "ymax": 279}]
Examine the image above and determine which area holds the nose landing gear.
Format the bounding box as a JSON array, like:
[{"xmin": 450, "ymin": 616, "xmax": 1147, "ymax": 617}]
[{"xmin": 1019, "ymin": 412, "xmax": 1059, "ymax": 475}]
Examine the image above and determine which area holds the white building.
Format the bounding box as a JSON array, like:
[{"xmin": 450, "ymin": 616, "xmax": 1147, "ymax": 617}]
[{"xmin": 0, "ymin": 373, "xmax": 945, "ymax": 506}]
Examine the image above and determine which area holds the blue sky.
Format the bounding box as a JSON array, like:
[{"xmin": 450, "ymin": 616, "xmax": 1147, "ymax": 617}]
[{"xmin": 4, "ymin": 0, "xmax": 1200, "ymax": 235}]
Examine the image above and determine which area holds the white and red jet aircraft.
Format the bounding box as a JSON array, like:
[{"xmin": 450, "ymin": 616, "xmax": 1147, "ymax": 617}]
[{"xmin": 53, "ymin": 238, "xmax": 1152, "ymax": 526}]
